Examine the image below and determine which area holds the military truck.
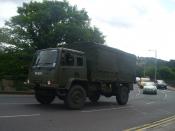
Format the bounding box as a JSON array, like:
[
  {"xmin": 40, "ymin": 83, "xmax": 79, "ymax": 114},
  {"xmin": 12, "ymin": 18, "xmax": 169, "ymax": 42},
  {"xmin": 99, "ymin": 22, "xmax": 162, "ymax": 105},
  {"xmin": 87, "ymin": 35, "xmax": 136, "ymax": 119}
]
[{"xmin": 27, "ymin": 42, "xmax": 136, "ymax": 109}]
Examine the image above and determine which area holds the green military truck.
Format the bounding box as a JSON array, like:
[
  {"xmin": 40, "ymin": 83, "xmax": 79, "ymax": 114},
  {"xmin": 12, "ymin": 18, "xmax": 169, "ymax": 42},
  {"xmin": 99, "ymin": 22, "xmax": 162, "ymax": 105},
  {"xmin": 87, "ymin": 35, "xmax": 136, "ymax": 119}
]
[{"xmin": 27, "ymin": 42, "xmax": 136, "ymax": 109}]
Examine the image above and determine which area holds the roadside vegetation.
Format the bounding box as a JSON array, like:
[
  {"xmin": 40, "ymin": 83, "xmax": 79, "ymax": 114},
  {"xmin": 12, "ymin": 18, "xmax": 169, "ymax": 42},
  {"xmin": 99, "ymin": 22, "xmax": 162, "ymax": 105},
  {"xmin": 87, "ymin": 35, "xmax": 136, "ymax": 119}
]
[
  {"xmin": 136, "ymin": 57, "xmax": 175, "ymax": 86},
  {"xmin": 0, "ymin": 0, "xmax": 105, "ymax": 91}
]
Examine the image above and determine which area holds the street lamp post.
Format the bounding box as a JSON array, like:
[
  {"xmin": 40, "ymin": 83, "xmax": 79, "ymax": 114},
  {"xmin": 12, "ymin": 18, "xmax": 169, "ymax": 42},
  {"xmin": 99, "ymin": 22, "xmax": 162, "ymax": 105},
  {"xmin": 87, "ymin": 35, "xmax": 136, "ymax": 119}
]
[
  {"xmin": 154, "ymin": 50, "xmax": 157, "ymax": 82},
  {"xmin": 148, "ymin": 49, "xmax": 157, "ymax": 82}
]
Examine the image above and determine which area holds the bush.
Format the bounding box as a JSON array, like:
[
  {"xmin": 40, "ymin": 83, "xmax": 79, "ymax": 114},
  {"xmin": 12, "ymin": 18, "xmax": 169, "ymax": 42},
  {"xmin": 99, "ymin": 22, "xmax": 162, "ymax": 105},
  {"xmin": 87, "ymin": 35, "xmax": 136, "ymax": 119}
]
[
  {"xmin": 0, "ymin": 51, "xmax": 32, "ymax": 80},
  {"xmin": 158, "ymin": 66, "xmax": 175, "ymax": 80},
  {"xmin": 14, "ymin": 80, "xmax": 29, "ymax": 91}
]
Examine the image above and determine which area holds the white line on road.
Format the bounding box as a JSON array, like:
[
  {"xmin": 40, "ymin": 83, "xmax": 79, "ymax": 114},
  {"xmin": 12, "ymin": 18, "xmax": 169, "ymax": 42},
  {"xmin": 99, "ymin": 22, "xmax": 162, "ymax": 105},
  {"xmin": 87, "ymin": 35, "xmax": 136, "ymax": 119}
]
[
  {"xmin": 164, "ymin": 93, "xmax": 167, "ymax": 99},
  {"xmin": 160, "ymin": 91, "xmax": 168, "ymax": 100},
  {"xmin": 136, "ymin": 88, "xmax": 141, "ymax": 96},
  {"xmin": 146, "ymin": 101, "xmax": 155, "ymax": 105},
  {"xmin": 0, "ymin": 114, "xmax": 40, "ymax": 118},
  {"xmin": 81, "ymin": 106, "xmax": 134, "ymax": 113}
]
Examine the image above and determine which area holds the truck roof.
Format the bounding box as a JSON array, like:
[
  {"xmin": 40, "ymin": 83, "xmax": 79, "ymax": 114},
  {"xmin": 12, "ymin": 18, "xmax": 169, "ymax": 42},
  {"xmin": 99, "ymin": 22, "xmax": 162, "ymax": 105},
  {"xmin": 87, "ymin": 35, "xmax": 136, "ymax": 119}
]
[
  {"xmin": 60, "ymin": 47, "xmax": 85, "ymax": 55},
  {"xmin": 62, "ymin": 42, "xmax": 136, "ymax": 57},
  {"xmin": 37, "ymin": 47, "xmax": 85, "ymax": 55}
]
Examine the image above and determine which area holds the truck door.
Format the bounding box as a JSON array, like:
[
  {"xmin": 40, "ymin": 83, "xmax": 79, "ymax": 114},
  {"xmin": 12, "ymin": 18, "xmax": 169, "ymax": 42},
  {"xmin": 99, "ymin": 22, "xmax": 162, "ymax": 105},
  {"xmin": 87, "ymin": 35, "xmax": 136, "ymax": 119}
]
[
  {"xmin": 74, "ymin": 55, "xmax": 87, "ymax": 79},
  {"xmin": 59, "ymin": 50, "xmax": 86, "ymax": 87}
]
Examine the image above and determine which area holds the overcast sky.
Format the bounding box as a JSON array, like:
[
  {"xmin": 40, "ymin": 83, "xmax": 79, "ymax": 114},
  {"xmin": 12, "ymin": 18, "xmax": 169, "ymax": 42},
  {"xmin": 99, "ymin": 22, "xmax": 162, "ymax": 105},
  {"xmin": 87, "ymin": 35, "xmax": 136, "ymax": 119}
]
[{"xmin": 0, "ymin": 0, "xmax": 175, "ymax": 61}]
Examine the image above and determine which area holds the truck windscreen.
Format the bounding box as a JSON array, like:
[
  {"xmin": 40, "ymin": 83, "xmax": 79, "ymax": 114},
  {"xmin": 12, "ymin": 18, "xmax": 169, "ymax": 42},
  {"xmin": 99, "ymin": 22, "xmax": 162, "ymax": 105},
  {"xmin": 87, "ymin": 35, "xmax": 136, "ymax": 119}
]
[{"xmin": 33, "ymin": 49, "xmax": 58, "ymax": 68}]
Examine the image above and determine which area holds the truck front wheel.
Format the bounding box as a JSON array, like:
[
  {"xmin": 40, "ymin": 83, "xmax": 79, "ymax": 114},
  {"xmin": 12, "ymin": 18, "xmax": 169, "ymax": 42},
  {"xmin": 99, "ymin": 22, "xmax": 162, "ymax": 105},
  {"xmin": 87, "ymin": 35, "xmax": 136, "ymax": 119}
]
[
  {"xmin": 35, "ymin": 89, "xmax": 55, "ymax": 104},
  {"xmin": 65, "ymin": 85, "xmax": 86, "ymax": 109},
  {"xmin": 116, "ymin": 86, "xmax": 129, "ymax": 105}
]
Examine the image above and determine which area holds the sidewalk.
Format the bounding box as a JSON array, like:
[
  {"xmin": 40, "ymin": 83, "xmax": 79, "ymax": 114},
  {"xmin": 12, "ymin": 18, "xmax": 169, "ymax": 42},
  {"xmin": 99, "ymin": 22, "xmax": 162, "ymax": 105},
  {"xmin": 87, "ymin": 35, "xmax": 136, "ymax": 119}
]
[{"xmin": 167, "ymin": 86, "xmax": 175, "ymax": 91}]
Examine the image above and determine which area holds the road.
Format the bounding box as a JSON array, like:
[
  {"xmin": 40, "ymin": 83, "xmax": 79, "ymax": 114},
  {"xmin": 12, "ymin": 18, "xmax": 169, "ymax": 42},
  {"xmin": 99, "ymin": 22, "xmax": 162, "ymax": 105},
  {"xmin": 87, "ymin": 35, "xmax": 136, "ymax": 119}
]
[{"xmin": 0, "ymin": 85, "xmax": 175, "ymax": 131}]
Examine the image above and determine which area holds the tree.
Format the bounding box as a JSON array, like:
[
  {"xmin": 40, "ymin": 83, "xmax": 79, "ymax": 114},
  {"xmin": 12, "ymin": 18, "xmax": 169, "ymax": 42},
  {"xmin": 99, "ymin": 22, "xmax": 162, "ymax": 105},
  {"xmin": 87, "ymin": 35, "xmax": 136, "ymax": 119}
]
[
  {"xmin": 0, "ymin": 27, "xmax": 33, "ymax": 80},
  {"xmin": 158, "ymin": 66, "xmax": 175, "ymax": 80},
  {"xmin": 0, "ymin": 51, "xmax": 32, "ymax": 80},
  {"xmin": 6, "ymin": 0, "xmax": 105, "ymax": 50},
  {"xmin": 145, "ymin": 66, "xmax": 155, "ymax": 80}
]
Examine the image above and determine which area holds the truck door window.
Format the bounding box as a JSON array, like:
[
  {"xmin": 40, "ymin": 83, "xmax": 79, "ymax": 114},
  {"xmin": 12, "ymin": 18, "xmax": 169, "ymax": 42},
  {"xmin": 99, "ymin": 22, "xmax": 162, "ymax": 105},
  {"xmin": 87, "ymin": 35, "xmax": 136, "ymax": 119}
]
[
  {"xmin": 61, "ymin": 52, "xmax": 74, "ymax": 66},
  {"xmin": 77, "ymin": 57, "xmax": 83, "ymax": 66}
]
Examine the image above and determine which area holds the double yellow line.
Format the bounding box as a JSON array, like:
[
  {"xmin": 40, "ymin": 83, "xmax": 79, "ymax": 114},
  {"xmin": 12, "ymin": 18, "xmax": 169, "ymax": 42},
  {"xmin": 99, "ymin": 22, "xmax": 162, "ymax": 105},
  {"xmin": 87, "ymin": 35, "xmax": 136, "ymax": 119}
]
[{"xmin": 124, "ymin": 115, "xmax": 175, "ymax": 131}]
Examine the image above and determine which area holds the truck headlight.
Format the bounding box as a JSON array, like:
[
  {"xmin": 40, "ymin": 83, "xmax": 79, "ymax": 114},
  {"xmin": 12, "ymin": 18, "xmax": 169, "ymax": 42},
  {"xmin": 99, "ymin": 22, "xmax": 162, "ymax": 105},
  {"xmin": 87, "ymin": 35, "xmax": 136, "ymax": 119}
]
[
  {"xmin": 27, "ymin": 79, "xmax": 30, "ymax": 84},
  {"xmin": 48, "ymin": 80, "xmax": 51, "ymax": 85}
]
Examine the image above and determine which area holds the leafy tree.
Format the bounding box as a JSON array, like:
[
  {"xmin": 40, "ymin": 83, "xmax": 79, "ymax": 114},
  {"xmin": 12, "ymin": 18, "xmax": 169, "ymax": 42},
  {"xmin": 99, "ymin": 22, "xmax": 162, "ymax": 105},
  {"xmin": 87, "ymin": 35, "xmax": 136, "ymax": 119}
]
[
  {"xmin": 136, "ymin": 66, "xmax": 144, "ymax": 77},
  {"xmin": 0, "ymin": 51, "xmax": 32, "ymax": 80},
  {"xmin": 0, "ymin": 27, "xmax": 33, "ymax": 52},
  {"xmin": 6, "ymin": 0, "xmax": 105, "ymax": 50},
  {"xmin": 145, "ymin": 66, "xmax": 155, "ymax": 80},
  {"xmin": 0, "ymin": 27, "xmax": 34, "ymax": 80},
  {"xmin": 158, "ymin": 66, "xmax": 175, "ymax": 80}
]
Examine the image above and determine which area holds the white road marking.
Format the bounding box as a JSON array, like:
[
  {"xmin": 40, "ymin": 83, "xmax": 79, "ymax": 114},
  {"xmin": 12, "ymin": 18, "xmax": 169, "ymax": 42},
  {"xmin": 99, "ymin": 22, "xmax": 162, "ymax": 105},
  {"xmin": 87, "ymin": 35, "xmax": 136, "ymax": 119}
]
[
  {"xmin": 161, "ymin": 91, "xmax": 168, "ymax": 100},
  {"xmin": 146, "ymin": 101, "xmax": 155, "ymax": 105},
  {"xmin": 81, "ymin": 106, "xmax": 134, "ymax": 113},
  {"xmin": 0, "ymin": 114, "xmax": 40, "ymax": 118},
  {"xmin": 136, "ymin": 88, "xmax": 141, "ymax": 96},
  {"xmin": 164, "ymin": 93, "xmax": 167, "ymax": 99},
  {"xmin": 164, "ymin": 90, "xmax": 172, "ymax": 93}
]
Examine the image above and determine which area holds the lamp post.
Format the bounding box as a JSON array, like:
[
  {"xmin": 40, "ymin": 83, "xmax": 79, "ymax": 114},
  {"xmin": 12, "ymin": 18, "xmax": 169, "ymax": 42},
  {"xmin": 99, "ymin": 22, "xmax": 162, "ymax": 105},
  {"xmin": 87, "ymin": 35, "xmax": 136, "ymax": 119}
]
[{"xmin": 148, "ymin": 49, "xmax": 157, "ymax": 82}]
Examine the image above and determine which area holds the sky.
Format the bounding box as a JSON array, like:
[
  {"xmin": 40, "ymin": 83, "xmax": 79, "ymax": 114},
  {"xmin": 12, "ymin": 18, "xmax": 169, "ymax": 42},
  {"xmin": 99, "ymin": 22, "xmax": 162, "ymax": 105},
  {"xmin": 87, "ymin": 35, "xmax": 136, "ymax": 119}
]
[{"xmin": 0, "ymin": 0, "xmax": 175, "ymax": 61}]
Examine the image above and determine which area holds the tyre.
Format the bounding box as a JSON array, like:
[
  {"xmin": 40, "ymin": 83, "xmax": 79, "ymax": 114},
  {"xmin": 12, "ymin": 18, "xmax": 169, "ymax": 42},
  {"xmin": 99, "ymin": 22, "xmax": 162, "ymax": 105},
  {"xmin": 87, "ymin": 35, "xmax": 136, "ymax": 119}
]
[
  {"xmin": 65, "ymin": 85, "xmax": 86, "ymax": 109},
  {"xmin": 35, "ymin": 89, "xmax": 55, "ymax": 104},
  {"xmin": 88, "ymin": 91, "xmax": 100, "ymax": 103},
  {"xmin": 116, "ymin": 86, "xmax": 129, "ymax": 105}
]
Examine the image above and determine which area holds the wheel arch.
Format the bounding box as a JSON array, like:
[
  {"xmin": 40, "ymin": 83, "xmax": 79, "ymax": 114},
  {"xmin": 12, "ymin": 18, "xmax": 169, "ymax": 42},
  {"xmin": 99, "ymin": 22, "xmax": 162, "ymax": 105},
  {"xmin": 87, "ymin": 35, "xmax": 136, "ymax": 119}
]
[{"xmin": 65, "ymin": 78, "xmax": 88, "ymax": 91}]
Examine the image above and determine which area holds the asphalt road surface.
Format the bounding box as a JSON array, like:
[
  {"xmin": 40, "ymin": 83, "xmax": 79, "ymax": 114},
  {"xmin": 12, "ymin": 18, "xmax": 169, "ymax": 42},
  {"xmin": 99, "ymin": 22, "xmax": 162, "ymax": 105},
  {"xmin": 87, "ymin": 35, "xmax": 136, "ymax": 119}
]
[{"xmin": 0, "ymin": 85, "xmax": 175, "ymax": 131}]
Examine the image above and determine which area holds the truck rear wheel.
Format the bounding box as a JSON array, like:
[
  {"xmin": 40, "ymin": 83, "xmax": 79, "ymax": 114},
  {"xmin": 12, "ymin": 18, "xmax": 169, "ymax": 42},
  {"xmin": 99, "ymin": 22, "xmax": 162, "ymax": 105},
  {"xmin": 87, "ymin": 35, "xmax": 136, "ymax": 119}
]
[
  {"xmin": 88, "ymin": 92, "xmax": 100, "ymax": 103},
  {"xmin": 65, "ymin": 85, "xmax": 86, "ymax": 109},
  {"xmin": 35, "ymin": 89, "xmax": 55, "ymax": 104},
  {"xmin": 116, "ymin": 86, "xmax": 129, "ymax": 105}
]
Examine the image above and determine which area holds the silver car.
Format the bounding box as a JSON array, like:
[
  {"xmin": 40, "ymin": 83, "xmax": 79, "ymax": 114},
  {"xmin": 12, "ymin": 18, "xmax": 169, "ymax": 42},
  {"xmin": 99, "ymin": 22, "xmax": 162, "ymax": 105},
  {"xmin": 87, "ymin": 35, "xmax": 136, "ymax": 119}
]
[{"xmin": 143, "ymin": 82, "xmax": 157, "ymax": 94}]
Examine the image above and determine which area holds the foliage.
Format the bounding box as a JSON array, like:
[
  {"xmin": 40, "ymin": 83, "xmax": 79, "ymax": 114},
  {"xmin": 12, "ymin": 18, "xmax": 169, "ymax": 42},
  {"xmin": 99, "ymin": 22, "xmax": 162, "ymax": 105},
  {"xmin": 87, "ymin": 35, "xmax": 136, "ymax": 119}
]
[
  {"xmin": 136, "ymin": 58, "xmax": 175, "ymax": 81},
  {"xmin": 0, "ymin": 51, "xmax": 32, "ymax": 80},
  {"xmin": 145, "ymin": 66, "xmax": 155, "ymax": 80},
  {"xmin": 158, "ymin": 66, "xmax": 175, "ymax": 80},
  {"xmin": 0, "ymin": 0, "xmax": 105, "ymax": 91},
  {"xmin": 136, "ymin": 66, "xmax": 144, "ymax": 77},
  {"xmin": 6, "ymin": 0, "xmax": 105, "ymax": 50}
]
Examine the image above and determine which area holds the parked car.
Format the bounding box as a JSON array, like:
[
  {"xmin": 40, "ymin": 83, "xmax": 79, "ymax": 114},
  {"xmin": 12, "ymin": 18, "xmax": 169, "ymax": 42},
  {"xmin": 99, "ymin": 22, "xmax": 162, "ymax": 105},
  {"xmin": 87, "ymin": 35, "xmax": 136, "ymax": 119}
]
[
  {"xmin": 143, "ymin": 82, "xmax": 157, "ymax": 94},
  {"xmin": 138, "ymin": 77, "xmax": 151, "ymax": 89},
  {"xmin": 156, "ymin": 80, "xmax": 167, "ymax": 90},
  {"xmin": 136, "ymin": 77, "xmax": 140, "ymax": 84}
]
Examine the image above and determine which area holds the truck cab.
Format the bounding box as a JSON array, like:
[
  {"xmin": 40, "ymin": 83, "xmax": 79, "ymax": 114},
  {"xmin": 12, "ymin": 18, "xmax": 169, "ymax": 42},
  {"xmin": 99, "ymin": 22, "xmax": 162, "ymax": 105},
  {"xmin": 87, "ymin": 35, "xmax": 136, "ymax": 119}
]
[{"xmin": 29, "ymin": 48, "xmax": 87, "ymax": 89}]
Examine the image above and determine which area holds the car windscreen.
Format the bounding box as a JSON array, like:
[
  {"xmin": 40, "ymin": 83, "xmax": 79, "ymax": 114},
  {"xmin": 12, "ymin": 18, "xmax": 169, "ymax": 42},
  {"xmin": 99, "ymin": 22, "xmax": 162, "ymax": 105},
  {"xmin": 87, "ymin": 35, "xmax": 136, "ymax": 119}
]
[
  {"xmin": 33, "ymin": 49, "xmax": 58, "ymax": 68},
  {"xmin": 157, "ymin": 80, "xmax": 165, "ymax": 84},
  {"xmin": 145, "ymin": 82, "xmax": 155, "ymax": 86}
]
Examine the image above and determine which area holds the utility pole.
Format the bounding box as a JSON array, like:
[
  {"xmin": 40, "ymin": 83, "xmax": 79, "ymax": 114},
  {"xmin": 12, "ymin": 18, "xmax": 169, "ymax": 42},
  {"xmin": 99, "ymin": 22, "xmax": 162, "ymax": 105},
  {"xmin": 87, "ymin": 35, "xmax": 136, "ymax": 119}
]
[
  {"xmin": 154, "ymin": 50, "xmax": 157, "ymax": 82},
  {"xmin": 148, "ymin": 49, "xmax": 157, "ymax": 82}
]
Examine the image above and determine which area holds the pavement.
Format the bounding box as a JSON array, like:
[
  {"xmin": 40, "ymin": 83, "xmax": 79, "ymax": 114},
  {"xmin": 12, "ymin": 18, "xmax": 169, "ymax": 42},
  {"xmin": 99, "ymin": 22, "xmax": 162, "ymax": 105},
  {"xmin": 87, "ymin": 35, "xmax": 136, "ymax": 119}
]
[{"xmin": 167, "ymin": 86, "xmax": 175, "ymax": 91}]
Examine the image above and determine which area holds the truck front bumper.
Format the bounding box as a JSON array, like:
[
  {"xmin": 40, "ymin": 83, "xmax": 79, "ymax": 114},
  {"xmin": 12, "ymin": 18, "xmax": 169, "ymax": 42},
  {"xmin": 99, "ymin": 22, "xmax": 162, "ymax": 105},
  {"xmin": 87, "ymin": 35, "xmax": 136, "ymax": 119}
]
[{"xmin": 26, "ymin": 82, "xmax": 59, "ymax": 89}]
